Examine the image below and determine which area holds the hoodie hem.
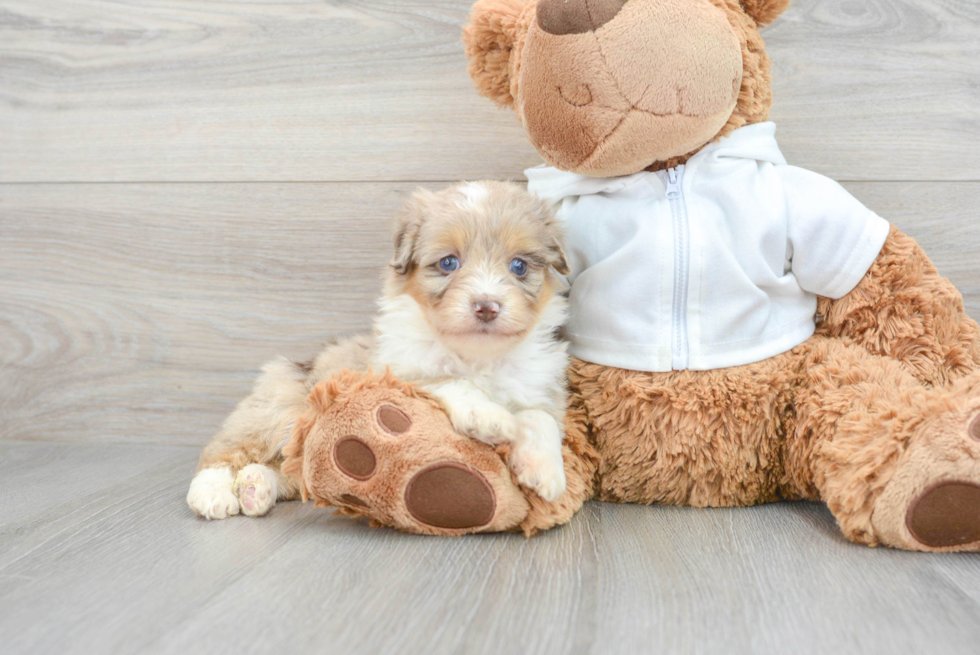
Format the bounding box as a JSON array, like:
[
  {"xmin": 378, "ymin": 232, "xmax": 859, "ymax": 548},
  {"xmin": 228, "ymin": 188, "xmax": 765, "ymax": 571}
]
[{"xmin": 567, "ymin": 321, "xmax": 816, "ymax": 373}]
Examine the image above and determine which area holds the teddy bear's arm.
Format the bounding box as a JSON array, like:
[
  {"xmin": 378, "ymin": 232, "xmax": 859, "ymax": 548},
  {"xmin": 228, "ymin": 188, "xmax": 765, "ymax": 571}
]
[{"xmin": 815, "ymin": 225, "xmax": 980, "ymax": 387}]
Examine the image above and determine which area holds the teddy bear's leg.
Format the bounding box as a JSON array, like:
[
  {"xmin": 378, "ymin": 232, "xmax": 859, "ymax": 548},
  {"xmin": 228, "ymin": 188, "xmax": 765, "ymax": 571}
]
[
  {"xmin": 816, "ymin": 225, "xmax": 980, "ymax": 387},
  {"xmin": 784, "ymin": 336, "xmax": 980, "ymax": 551},
  {"xmin": 564, "ymin": 355, "xmax": 800, "ymax": 509}
]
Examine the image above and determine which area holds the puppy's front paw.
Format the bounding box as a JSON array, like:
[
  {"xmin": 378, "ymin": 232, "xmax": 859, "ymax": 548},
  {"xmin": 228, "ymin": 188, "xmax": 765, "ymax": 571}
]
[
  {"xmin": 187, "ymin": 467, "xmax": 240, "ymax": 520},
  {"xmin": 510, "ymin": 440, "xmax": 566, "ymax": 502},
  {"xmin": 510, "ymin": 410, "xmax": 566, "ymax": 501},
  {"xmin": 454, "ymin": 406, "xmax": 519, "ymax": 446},
  {"xmin": 234, "ymin": 464, "xmax": 279, "ymax": 517}
]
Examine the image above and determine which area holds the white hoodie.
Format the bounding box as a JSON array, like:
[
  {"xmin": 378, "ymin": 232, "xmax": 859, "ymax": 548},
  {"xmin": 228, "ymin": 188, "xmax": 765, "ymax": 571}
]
[{"xmin": 525, "ymin": 122, "xmax": 889, "ymax": 372}]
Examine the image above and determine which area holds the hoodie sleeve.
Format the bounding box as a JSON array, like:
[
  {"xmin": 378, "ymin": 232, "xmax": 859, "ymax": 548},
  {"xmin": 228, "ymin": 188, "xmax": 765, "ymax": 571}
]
[{"xmin": 778, "ymin": 165, "xmax": 890, "ymax": 299}]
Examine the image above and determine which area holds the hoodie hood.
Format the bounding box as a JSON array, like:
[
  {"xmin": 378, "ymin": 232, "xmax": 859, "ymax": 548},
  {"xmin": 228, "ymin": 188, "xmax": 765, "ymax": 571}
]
[{"xmin": 526, "ymin": 122, "xmax": 787, "ymax": 203}]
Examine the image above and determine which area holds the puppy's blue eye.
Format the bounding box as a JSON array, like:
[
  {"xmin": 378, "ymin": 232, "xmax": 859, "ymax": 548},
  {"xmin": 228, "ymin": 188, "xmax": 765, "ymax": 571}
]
[
  {"xmin": 509, "ymin": 258, "xmax": 528, "ymax": 277},
  {"xmin": 439, "ymin": 256, "xmax": 460, "ymax": 273}
]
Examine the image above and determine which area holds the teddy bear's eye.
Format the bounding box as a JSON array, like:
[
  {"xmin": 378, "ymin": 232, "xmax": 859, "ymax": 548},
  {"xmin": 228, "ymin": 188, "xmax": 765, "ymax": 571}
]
[{"xmin": 558, "ymin": 83, "xmax": 593, "ymax": 107}]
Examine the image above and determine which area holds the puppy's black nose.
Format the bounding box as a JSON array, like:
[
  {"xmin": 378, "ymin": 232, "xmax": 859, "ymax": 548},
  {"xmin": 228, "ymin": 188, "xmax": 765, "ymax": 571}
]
[{"xmin": 473, "ymin": 301, "xmax": 500, "ymax": 323}]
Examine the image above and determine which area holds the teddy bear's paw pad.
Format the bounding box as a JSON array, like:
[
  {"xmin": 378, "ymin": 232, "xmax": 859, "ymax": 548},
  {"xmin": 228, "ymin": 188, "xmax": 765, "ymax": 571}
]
[
  {"xmin": 906, "ymin": 481, "xmax": 980, "ymax": 548},
  {"xmin": 377, "ymin": 404, "xmax": 412, "ymax": 435},
  {"xmin": 187, "ymin": 467, "xmax": 240, "ymax": 520},
  {"xmin": 234, "ymin": 464, "xmax": 278, "ymax": 517},
  {"xmin": 339, "ymin": 493, "xmax": 369, "ymax": 508},
  {"xmin": 404, "ymin": 462, "xmax": 496, "ymax": 529},
  {"xmin": 334, "ymin": 437, "xmax": 377, "ymax": 480},
  {"xmin": 968, "ymin": 414, "xmax": 980, "ymax": 441}
]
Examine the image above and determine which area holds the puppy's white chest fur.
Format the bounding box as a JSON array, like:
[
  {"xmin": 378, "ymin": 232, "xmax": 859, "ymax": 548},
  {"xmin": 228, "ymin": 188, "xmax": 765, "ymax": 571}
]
[{"xmin": 370, "ymin": 294, "xmax": 568, "ymax": 414}]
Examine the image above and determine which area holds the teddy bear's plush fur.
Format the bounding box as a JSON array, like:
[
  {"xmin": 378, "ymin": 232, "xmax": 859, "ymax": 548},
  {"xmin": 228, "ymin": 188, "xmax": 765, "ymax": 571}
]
[{"xmin": 284, "ymin": 0, "xmax": 980, "ymax": 551}]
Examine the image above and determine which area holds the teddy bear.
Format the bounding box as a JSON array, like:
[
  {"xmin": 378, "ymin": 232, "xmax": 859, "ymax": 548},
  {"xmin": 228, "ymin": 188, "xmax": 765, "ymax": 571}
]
[{"xmin": 283, "ymin": 0, "xmax": 980, "ymax": 551}]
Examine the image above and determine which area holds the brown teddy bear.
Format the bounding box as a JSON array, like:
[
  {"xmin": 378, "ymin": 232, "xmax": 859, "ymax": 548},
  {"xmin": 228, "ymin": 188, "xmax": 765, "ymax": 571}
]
[{"xmin": 283, "ymin": 0, "xmax": 980, "ymax": 551}]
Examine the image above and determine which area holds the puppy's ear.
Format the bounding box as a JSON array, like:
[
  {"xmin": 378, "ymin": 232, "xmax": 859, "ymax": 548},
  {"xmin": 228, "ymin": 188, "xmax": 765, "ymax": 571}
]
[
  {"xmin": 391, "ymin": 188, "xmax": 433, "ymax": 275},
  {"xmin": 539, "ymin": 204, "xmax": 570, "ymax": 275},
  {"xmin": 462, "ymin": 0, "xmax": 525, "ymax": 109},
  {"xmin": 548, "ymin": 240, "xmax": 570, "ymax": 276},
  {"xmin": 741, "ymin": 0, "xmax": 791, "ymax": 27}
]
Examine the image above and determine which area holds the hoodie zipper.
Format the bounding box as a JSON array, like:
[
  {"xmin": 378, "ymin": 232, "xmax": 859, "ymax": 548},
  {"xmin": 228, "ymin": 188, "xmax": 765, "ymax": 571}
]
[{"xmin": 665, "ymin": 165, "xmax": 690, "ymax": 370}]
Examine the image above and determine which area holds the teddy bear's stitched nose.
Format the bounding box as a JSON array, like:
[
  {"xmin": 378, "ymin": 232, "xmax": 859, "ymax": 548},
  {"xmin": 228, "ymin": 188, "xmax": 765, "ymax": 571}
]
[{"xmin": 537, "ymin": 0, "xmax": 629, "ymax": 35}]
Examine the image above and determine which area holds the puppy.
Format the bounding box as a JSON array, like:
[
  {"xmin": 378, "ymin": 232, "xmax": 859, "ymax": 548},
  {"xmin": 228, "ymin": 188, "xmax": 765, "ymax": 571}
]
[{"xmin": 187, "ymin": 181, "xmax": 570, "ymax": 520}]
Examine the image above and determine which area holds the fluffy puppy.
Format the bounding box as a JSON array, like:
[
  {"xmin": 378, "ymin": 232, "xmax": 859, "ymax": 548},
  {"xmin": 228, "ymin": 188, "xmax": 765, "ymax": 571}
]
[
  {"xmin": 187, "ymin": 181, "xmax": 570, "ymax": 520},
  {"xmin": 373, "ymin": 181, "xmax": 571, "ymax": 500}
]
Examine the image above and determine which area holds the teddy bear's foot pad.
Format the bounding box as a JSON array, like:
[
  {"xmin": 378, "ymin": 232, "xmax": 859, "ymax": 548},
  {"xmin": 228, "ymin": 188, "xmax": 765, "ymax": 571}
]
[
  {"xmin": 404, "ymin": 463, "xmax": 496, "ymax": 529},
  {"xmin": 282, "ymin": 371, "xmax": 531, "ymax": 535},
  {"xmin": 906, "ymin": 481, "xmax": 980, "ymax": 548}
]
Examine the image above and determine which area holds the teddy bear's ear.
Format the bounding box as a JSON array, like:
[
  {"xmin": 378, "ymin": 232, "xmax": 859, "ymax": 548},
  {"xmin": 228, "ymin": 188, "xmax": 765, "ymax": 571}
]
[
  {"xmin": 741, "ymin": 0, "xmax": 791, "ymax": 26},
  {"xmin": 462, "ymin": 0, "xmax": 525, "ymax": 109}
]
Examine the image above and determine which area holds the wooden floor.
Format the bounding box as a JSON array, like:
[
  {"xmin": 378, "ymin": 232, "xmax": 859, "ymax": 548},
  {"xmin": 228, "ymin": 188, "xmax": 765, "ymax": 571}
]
[
  {"xmin": 2, "ymin": 1, "xmax": 980, "ymax": 653},
  {"xmin": 4, "ymin": 441, "xmax": 980, "ymax": 655}
]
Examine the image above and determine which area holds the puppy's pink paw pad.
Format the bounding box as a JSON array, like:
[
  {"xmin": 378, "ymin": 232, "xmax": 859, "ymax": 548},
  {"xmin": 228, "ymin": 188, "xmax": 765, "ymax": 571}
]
[{"xmin": 233, "ymin": 465, "xmax": 277, "ymax": 518}]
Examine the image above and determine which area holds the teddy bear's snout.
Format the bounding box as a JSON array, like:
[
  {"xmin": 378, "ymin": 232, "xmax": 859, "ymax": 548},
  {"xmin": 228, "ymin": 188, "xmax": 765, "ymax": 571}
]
[{"xmin": 537, "ymin": 0, "xmax": 629, "ymax": 36}]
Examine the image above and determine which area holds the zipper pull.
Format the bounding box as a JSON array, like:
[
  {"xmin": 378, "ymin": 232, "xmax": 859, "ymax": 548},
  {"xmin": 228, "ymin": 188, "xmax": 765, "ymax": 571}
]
[{"xmin": 665, "ymin": 166, "xmax": 683, "ymax": 199}]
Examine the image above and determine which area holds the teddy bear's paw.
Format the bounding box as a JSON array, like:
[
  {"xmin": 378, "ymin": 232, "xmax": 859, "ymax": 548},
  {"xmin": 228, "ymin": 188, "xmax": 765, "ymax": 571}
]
[
  {"xmin": 187, "ymin": 467, "xmax": 240, "ymax": 520},
  {"xmin": 329, "ymin": 402, "xmax": 512, "ymax": 531},
  {"xmin": 872, "ymin": 407, "xmax": 980, "ymax": 551},
  {"xmin": 901, "ymin": 410, "xmax": 980, "ymax": 549},
  {"xmin": 287, "ymin": 372, "xmax": 533, "ymax": 535},
  {"xmin": 234, "ymin": 464, "xmax": 279, "ymax": 517},
  {"xmin": 511, "ymin": 410, "xmax": 567, "ymax": 502}
]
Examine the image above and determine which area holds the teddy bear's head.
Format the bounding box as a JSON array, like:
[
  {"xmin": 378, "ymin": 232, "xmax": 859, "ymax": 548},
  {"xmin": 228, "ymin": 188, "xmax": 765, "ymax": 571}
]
[{"xmin": 463, "ymin": 0, "xmax": 789, "ymax": 177}]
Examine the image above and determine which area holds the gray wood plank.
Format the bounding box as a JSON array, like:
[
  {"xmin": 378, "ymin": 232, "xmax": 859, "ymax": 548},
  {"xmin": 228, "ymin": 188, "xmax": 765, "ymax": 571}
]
[
  {"xmin": 768, "ymin": 0, "xmax": 980, "ymax": 181},
  {"xmin": 150, "ymin": 505, "xmax": 603, "ymax": 655},
  {"xmin": 1, "ymin": 0, "xmax": 978, "ymax": 183},
  {"xmin": 2, "ymin": 181, "xmax": 979, "ymax": 446},
  {"xmin": 592, "ymin": 502, "xmax": 980, "ymax": 655},
  {"xmin": 1, "ymin": 441, "xmax": 979, "ymax": 655},
  {"xmin": 0, "ymin": 182, "xmax": 405, "ymax": 445}
]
